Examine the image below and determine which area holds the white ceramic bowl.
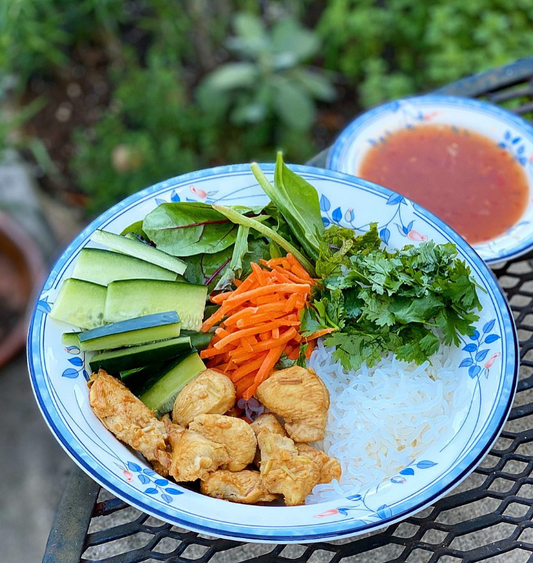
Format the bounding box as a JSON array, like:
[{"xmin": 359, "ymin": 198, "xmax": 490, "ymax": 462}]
[
  {"xmin": 28, "ymin": 164, "xmax": 518, "ymax": 543},
  {"xmin": 327, "ymin": 95, "xmax": 533, "ymax": 264}
]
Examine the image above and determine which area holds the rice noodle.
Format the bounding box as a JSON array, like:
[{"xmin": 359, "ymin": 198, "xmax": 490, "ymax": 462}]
[{"xmin": 305, "ymin": 339, "xmax": 471, "ymax": 504}]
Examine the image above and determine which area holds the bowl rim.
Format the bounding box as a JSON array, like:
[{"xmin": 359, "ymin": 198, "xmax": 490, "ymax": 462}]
[
  {"xmin": 27, "ymin": 162, "xmax": 519, "ymax": 543},
  {"xmin": 326, "ymin": 94, "xmax": 533, "ymax": 264}
]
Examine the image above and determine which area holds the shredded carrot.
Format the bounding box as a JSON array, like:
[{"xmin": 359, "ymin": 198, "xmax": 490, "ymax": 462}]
[
  {"xmin": 307, "ymin": 327, "xmax": 336, "ymax": 340},
  {"xmin": 305, "ymin": 339, "xmax": 316, "ymax": 359},
  {"xmin": 287, "ymin": 347, "xmax": 300, "ymax": 360},
  {"xmin": 210, "ymin": 291, "xmax": 232, "ymax": 304},
  {"xmin": 243, "ymin": 345, "xmax": 285, "ymax": 400},
  {"xmin": 201, "ymin": 254, "xmax": 317, "ymax": 399}
]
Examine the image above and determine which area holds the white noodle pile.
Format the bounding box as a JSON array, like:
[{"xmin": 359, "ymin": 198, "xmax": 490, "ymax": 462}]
[{"xmin": 305, "ymin": 339, "xmax": 471, "ymax": 504}]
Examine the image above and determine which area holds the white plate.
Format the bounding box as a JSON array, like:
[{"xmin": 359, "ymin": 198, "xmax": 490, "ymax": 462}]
[
  {"xmin": 327, "ymin": 95, "xmax": 533, "ymax": 264},
  {"xmin": 28, "ymin": 164, "xmax": 518, "ymax": 543}
]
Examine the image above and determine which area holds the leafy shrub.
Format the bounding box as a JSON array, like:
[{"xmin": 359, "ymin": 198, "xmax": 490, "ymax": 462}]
[
  {"xmin": 197, "ymin": 13, "xmax": 335, "ymax": 131},
  {"xmin": 318, "ymin": 0, "xmax": 533, "ymax": 108}
]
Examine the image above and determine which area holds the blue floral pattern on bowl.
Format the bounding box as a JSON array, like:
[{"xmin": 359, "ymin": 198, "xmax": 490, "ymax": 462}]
[
  {"xmin": 327, "ymin": 95, "xmax": 533, "ymax": 265},
  {"xmin": 28, "ymin": 164, "xmax": 518, "ymax": 543}
]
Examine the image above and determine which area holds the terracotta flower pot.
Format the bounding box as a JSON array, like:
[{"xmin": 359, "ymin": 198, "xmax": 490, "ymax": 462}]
[{"xmin": 0, "ymin": 211, "xmax": 45, "ymax": 368}]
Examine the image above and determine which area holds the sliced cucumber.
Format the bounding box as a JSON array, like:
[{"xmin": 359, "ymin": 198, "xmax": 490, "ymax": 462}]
[
  {"xmin": 62, "ymin": 332, "xmax": 81, "ymax": 347},
  {"xmin": 140, "ymin": 352, "xmax": 205, "ymax": 415},
  {"xmin": 72, "ymin": 248, "xmax": 177, "ymax": 286},
  {"xmin": 92, "ymin": 229, "xmax": 187, "ymax": 275},
  {"xmin": 78, "ymin": 311, "xmax": 181, "ymax": 352},
  {"xmin": 121, "ymin": 359, "xmax": 176, "ymax": 395},
  {"xmin": 50, "ymin": 279, "xmax": 106, "ymax": 329},
  {"xmin": 104, "ymin": 280, "xmax": 208, "ymax": 331},
  {"xmin": 181, "ymin": 329, "xmax": 214, "ymax": 351},
  {"xmin": 89, "ymin": 335, "xmax": 191, "ymax": 373}
]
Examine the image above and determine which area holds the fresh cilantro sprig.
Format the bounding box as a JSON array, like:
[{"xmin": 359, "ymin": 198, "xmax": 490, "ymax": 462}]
[{"xmin": 301, "ymin": 224, "xmax": 482, "ymax": 371}]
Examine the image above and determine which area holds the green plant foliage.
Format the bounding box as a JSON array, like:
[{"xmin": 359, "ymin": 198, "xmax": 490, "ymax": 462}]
[
  {"xmin": 318, "ymin": 0, "xmax": 533, "ymax": 108},
  {"xmin": 197, "ymin": 12, "xmax": 336, "ymax": 131}
]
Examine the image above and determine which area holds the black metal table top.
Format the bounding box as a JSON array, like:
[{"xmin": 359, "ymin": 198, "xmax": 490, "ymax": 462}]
[{"xmin": 43, "ymin": 58, "xmax": 533, "ymax": 563}]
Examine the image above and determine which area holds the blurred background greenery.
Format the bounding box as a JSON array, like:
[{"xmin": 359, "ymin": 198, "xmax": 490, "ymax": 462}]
[{"xmin": 1, "ymin": 0, "xmax": 532, "ymax": 215}]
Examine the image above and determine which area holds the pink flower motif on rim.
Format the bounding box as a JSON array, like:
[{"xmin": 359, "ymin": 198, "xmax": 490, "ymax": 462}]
[
  {"xmin": 407, "ymin": 230, "xmax": 428, "ymax": 242},
  {"xmin": 423, "ymin": 111, "xmax": 440, "ymax": 121},
  {"xmin": 484, "ymin": 352, "xmax": 501, "ymax": 369},
  {"xmin": 190, "ymin": 185, "xmax": 207, "ymax": 199},
  {"xmin": 123, "ymin": 470, "xmax": 134, "ymax": 483},
  {"xmin": 314, "ymin": 508, "xmax": 340, "ymax": 519}
]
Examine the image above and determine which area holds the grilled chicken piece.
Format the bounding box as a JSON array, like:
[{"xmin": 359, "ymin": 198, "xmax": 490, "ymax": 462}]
[
  {"xmin": 173, "ymin": 369, "xmax": 236, "ymax": 427},
  {"xmin": 255, "ymin": 366, "xmax": 330, "ymax": 443},
  {"xmin": 189, "ymin": 414, "xmax": 256, "ymax": 472},
  {"xmin": 295, "ymin": 444, "xmax": 342, "ymax": 484},
  {"xmin": 257, "ymin": 432, "xmax": 320, "ymax": 506},
  {"xmin": 168, "ymin": 427, "xmax": 229, "ymax": 482},
  {"xmin": 89, "ymin": 370, "xmax": 171, "ymax": 474},
  {"xmin": 201, "ymin": 470, "xmax": 278, "ymax": 504},
  {"xmin": 251, "ymin": 413, "xmax": 286, "ymax": 468},
  {"xmin": 250, "ymin": 413, "xmax": 286, "ymax": 438}
]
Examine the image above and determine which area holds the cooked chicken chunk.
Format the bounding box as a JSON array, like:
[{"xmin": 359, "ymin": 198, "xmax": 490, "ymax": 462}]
[
  {"xmin": 189, "ymin": 414, "xmax": 256, "ymax": 472},
  {"xmin": 201, "ymin": 470, "xmax": 278, "ymax": 504},
  {"xmin": 257, "ymin": 432, "xmax": 320, "ymax": 506},
  {"xmin": 168, "ymin": 427, "xmax": 229, "ymax": 482},
  {"xmin": 295, "ymin": 444, "xmax": 342, "ymax": 484},
  {"xmin": 89, "ymin": 370, "xmax": 171, "ymax": 474},
  {"xmin": 250, "ymin": 413, "xmax": 286, "ymax": 438},
  {"xmin": 173, "ymin": 369, "xmax": 236, "ymax": 426},
  {"xmin": 255, "ymin": 366, "xmax": 330, "ymax": 443},
  {"xmin": 251, "ymin": 413, "xmax": 286, "ymax": 468}
]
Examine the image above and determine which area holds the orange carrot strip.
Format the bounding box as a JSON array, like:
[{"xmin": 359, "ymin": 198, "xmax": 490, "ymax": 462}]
[
  {"xmin": 307, "ymin": 327, "xmax": 336, "ymax": 340},
  {"xmin": 247, "ymin": 327, "xmax": 297, "ymax": 353},
  {"xmin": 259, "ymin": 332, "xmax": 270, "ymax": 341},
  {"xmin": 251, "ymin": 262, "xmax": 267, "ymax": 285},
  {"xmin": 243, "ymin": 345, "xmax": 285, "ymax": 400},
  {"xmin": 287, "ymin": 347, "xmax": 300, "ymax": 360},
  {"xmin": 215, "ymin": 327, "xmax": 232, "ymax": 339},
  {"xmin": 224, "ymin": 307, "xmax": 257, "ymax": 326},
  {"xmin": 271, "ymin": 266, "xmax": 309, "ymax": 284},
  {"xmin": 246, "ymin": 335, "xmax": 258, "ymax": 346},
  {"xmin": 287, "ymin": 254, "xmax": 313, "ymax": 281},
  {"xmin": 201, "ymin": 307, "xmax": 226, "ymax": 332},
  {"xmin": 272, "ymin": 327, "xmax": 280, "ymax": 339},
  {"xmin": 241, "ymin": 338, "xmax": 254, "ymax": 352},
  {"xmin": 200, "ymin": 345, "xmax": 234, "ymax": 359},
  {"xmin": 235, "ymin": 373, "xmax": 256, "ymax": 399},
  {"xmin": 210, "ymin": 291, "xmax": 233, "ymax": 304},
  {"xmin": 223, "ymin": 283, "xmax": 310, "ymax": 309},
  {"xmin": 231, "ymin": 355, "xmax": 267, "ymax": 382},
  {"xmin": 305, "ymin": 339, "xmax": 316, "ymax": 359},
  {"xmin": 234, "ymin": 279, "xmax": 243, "ymax": 287},
  {"xmin": 270, "ymin": 269, "xmax": 292, "ymax": 283},
  {"xmin": 228, "ymin": 349, "xmax": 257, "ymax": 362},
  {"xmin": 284, "ymin": 292, "xmax": 300, "ymax": 312},
  {"xmin": 254, "ymin": 294, "xmax": 281, "ymax": 304},
  {"xmin": 214, "ymin": 322, "xmax": 282, "ymax": 349},
  {"xmin": 236, "ymin": 309, "xmax": 288, "ymax": 328}
]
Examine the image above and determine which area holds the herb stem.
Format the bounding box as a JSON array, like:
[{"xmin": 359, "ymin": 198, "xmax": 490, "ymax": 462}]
[{"xmin": 212, "ymin": 204, "xmax": 316, "ymax": 276}]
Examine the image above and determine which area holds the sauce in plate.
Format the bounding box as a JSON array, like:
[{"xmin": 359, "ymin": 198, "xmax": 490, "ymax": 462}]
[{"xmin": 359, "ymin": 124, "xmax": 529, "ymax": 244}]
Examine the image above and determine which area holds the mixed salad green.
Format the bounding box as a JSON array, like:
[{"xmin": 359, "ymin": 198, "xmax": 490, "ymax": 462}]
[{"xmin": 121, "ymin": 152, "xmax": 481, "ymax": 371}]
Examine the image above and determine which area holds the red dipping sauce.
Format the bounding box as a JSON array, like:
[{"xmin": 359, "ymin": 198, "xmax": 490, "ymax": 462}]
[{"xmin": 359, "ymin": 125, "xmax": 529, "ymax": 244}]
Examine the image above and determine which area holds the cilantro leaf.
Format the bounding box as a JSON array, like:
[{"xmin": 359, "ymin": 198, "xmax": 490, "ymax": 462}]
[{"xmin": 308, "ymin": 223, "xmax": 481, "ymax": 370}]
